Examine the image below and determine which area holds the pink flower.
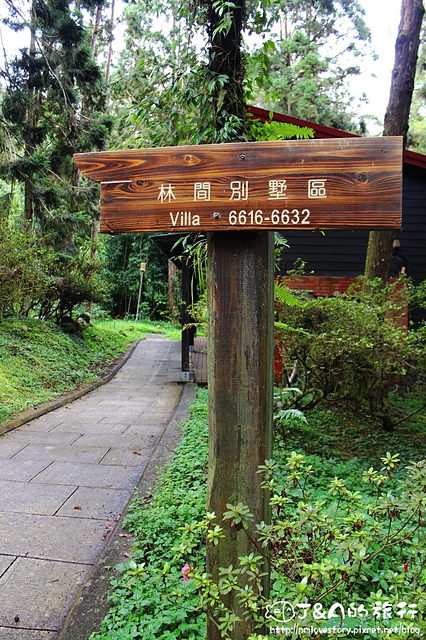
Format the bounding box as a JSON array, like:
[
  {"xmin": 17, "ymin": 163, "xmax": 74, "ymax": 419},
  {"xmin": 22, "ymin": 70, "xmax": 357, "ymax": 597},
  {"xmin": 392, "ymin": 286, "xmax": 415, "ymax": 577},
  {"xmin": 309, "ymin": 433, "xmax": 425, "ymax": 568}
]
[
  {"xmin": 181, "ymin": 563, "xmax": 192, "ymax": 582},
  {"xmin": 403, "ymin": 562, "xmax": 409, "ymax": 571}
]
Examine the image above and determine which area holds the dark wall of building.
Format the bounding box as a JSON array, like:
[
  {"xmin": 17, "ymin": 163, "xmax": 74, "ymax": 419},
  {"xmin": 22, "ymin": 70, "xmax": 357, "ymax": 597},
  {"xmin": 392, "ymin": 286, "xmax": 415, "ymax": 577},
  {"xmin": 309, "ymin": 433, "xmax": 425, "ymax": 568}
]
[{"xmin": 279, "ymin": 164, "xmax": 426, "ymax": 285}]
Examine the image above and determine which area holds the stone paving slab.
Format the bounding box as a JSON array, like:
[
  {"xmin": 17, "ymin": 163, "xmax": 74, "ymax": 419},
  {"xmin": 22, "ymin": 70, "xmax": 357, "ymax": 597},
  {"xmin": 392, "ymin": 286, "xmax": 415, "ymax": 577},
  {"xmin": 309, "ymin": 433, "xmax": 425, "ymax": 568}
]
[
  {"xmin": 12, "ymin": 444, "xmax": 109, "ymax": 464},
  {"xmin": 0, "ymin": 431, "xmax": 81, "ymax": 446},
  {"xmin": 0, "ymin": 512, "xmax": 107, "ymax": 563},
  {"xmin": 99, "ymin": 448, "xmax": 152, "ymax": 466},
  {"xmin": 50, "ymin": 422, "xmax": 126, "ymax": 434},
  {"xmin": 72, "ymin": 431, "xmax": 156, "ymax": 449},
  {"xmin": 0, "ymin": 442, "xmax": 27, "ymax": 460},
  {"xmin": 0, "ymin": 557, "xmax": 88, "ymax": 630},
  {"xmin": 122, "ymin": 422, "xmax": 166, "ymax": 435},
  {"xmin": 0, "ymin": 337, "xmax": 188, "ymax": 639},
  {"xmin": 0, "ymin": 460, "xmax": 50, "ymax": 482},
  {"xmin": 19, "ymin": 418, "xmax": 66, "ymax": 432},
  {"xmin": 0, "ymin": 480, "xmax": 76, "ymax": 516},
  {"xmin": 0, "ymin": 629, "xmax": 56, "ymax": 639},
  {"xmin": 56, "ymin": 486, "xmax": 132, "ymax": 520},
  {"xmin": 31, "ymin": 461, "xmax": 141, "ymax": 488},
  {"xmin": 0, "ymin": 555, "xmax": 15, "ymax": 576}
]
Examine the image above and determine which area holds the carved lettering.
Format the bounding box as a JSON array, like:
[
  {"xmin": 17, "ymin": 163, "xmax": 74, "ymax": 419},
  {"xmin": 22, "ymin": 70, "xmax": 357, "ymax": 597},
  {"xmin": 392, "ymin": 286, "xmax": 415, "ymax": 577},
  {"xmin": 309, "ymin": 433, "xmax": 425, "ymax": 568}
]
[{"xmin": 169, "ymin": 212, "xmax": 200, "ymax": 227}]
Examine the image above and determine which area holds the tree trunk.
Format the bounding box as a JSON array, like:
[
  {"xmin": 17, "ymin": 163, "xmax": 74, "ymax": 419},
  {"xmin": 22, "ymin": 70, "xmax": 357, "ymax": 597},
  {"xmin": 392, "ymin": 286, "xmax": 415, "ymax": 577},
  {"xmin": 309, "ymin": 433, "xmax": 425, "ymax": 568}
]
[
  {"xmin": 105, "ymin": 0, "xmax": 116, "ymax": 84},
  {"xmin": 24, "ymin": 0, "xmax": 38, "ymax": 228},
  {"xmin": 364, "ymin": 0, "xmax": 424, "ymax": 281},
  {"xmin": 205, "ymin": 0, "xmax": 246, "ymax": 138}
]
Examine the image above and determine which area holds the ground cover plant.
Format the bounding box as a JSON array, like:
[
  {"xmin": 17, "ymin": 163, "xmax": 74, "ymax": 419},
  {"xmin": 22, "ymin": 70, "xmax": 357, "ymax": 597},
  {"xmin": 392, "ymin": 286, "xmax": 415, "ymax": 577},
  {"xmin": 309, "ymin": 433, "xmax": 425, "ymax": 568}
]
[
  {"xmin": 89, "ymin": 385, "xmax": 426, "ymax": 640},
  {"xmin": 89, "ymin": 388, "xmax": 210, "ymax": 640},
  {"xmin": 0, "ymin": 317, "xmax": 179, "ymax": 424}
]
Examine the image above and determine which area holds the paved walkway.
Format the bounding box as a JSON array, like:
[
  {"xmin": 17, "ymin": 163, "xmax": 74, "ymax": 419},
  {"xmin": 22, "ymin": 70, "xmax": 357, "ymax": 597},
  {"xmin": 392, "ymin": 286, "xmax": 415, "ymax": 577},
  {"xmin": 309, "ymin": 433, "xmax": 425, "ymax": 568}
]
[{"xmin": 0, "ymin": 337, "xmax": 191, "ymax": 639}]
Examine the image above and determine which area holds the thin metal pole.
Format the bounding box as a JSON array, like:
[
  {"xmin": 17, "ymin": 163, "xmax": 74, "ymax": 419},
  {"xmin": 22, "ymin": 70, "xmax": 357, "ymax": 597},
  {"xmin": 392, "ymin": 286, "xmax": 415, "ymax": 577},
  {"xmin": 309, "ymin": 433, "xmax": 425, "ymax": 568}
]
[{"xmin": 135, "ymin": 263, "xmax": 146, "ymax": 322}]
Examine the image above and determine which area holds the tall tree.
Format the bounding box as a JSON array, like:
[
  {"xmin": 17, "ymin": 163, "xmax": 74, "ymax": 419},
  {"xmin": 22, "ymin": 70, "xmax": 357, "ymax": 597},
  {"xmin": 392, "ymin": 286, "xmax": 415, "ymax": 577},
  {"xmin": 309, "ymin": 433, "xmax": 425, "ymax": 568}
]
[
  {"xmin": 0, "ymin": 0, "xmax": 112, "ymax": 251},
  {"xmin": 202, "ymin": 0, "xmax": 247, "ymax": 139},
  {"xmin": 247, "ymin": 0, "xmax": 371, "ymax": 131},
  {"xmin": 364, "ymin": 0, "xmax": 424, "ymax": 281},
  {"xmin": 107, "ymin": 0, "xmax": 207, "ymax": 148},
  {"xmin": 407, "ymin": 22, "xmax": 426, "ymax": 153}
]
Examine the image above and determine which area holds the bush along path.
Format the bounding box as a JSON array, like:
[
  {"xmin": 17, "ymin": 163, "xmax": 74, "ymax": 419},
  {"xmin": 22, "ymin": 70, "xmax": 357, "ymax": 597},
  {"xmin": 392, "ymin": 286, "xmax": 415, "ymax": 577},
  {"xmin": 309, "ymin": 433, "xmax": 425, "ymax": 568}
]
[{"xmin": 89, "ymin": 388, "xmax": 426, "ymax": 640}]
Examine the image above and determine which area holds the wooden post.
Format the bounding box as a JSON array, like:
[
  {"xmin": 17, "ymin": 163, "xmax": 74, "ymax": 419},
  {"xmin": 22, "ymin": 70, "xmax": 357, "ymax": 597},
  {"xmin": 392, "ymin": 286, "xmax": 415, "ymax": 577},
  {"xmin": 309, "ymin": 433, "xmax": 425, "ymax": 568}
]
[
  {"xmin": 206, "ymin": 230, "xmax": 274, "ymax": 639},
  {"xmin": 181, "ymin": 256, "xmax": 195, "ymax": 379},
  {"xmin": 73, "ymin": 139, "xmax": 402, "ymax": 636}
]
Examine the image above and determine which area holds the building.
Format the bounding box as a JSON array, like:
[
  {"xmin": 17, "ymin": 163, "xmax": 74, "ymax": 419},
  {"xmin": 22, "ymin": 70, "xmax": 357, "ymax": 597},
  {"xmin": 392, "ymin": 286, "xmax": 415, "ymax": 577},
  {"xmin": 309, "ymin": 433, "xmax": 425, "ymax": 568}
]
[{"xmin": 248, "ymin": 106, "xmax": 426, "ymax": 290}]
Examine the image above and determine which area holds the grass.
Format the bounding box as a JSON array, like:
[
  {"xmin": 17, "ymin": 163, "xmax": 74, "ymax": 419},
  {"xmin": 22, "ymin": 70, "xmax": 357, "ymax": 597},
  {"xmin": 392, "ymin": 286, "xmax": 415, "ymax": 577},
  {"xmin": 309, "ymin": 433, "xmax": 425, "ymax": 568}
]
[
  {"xmin": 0, "ymin": 316, "xmax": 180, "ymax": 424},
  {"xmin": 279, "ymin": 391, "xmax": 426, "ymax": 483}
]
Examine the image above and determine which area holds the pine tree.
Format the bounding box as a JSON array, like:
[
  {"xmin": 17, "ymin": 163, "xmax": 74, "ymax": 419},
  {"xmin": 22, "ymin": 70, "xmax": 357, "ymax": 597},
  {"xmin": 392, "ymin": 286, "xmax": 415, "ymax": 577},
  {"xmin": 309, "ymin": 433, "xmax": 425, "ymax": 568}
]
[
  {"xmin": 247, "ymin": 0, "xmax": 371, "ymax": 131},
  {"xmin": 0, "ymin": 0, "xmax": 113, "ymax": 252}
]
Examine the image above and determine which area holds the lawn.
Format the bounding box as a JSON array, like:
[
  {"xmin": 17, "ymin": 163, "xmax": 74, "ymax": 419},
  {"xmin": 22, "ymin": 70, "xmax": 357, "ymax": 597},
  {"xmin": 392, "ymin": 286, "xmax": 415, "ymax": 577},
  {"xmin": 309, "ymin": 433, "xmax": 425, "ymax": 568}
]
[{"xmin": 0, "ymin": 316, "xmax": 180, "ymax": 424}]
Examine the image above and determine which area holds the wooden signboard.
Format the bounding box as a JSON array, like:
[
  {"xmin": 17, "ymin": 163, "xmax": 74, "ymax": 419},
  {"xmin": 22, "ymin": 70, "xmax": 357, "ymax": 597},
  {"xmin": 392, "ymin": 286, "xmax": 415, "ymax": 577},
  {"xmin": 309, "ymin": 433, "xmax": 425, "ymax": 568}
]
[
  {"xmin": 74, "ymin": 137, "xmax": 403, "ymax": 640},
  {"xmin": 74, "ymin": 137, "xmax": 403, "ymax": 234}
]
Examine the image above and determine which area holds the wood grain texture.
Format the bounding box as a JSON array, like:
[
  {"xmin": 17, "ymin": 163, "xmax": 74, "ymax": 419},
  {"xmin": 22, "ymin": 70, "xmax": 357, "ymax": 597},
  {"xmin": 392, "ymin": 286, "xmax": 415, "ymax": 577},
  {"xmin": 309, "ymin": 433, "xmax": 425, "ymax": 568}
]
[
  {"xmin": 206, "ymin": 230, "xmax": 274, "ymax": 633},
  {"xmin": 74, "ymin": 137, "xmax": 403, "ymax": 233}
]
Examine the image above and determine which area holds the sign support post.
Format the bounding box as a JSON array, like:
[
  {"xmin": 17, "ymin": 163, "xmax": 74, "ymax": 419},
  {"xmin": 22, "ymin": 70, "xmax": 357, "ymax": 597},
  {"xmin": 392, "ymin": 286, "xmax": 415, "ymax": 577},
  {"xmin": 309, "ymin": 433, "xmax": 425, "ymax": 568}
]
[{"xmin": 206, "ymin": 230, "xmax": 274, "ymax": 637}]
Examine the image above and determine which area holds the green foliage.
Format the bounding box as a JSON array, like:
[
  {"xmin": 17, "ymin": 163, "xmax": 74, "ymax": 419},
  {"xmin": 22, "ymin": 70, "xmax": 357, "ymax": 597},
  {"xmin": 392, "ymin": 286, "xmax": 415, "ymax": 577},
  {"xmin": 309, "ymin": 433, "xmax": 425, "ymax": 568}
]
[
  {"xmin": 90, "ymin": 388, "xmax": 426, "ymax": 639},
  {"xmin": 248, "ymin": 119, "xmax": 314, "ymax": 141},
  {"xmin": 245, "ymin": 0, "xmax": 371, "ymax": 132},
  {"xmin": 178, "ymin": 453, "xmax": 426, "ymax": 637},
  {"xmin": 107, "ymin": 0, "xmax": 212, "ymax": 148},
  {"xmin": 0, "ymin": 219, "xmax": 54, "ymax": 319},
  {"xmin": 0, "ymin": 219, "xmax": 108, "ymax": 322},
  {"xmin": 209, "ymin": 452, "xmax": 426, "ymax": 638},
  {"xmin": 37, "ymin": 242, "xmax": 109, "ymax": 322},
  {"xmin": 275, "ymin": 278, "xmax": 422, "ymax": 426},
  {"xmin": 101, "ymin": 234, "xmax": 170, "ymax": 320},
  {"xmin": 110, "ymin": 0, "xmax": 369, "ymax": 150},
  {"xmin": 0, "ymin": 0, "xmax": 112, "ymax": 249},
  {"xmin": 282, "ymin": 393, "xmax": 426, "ymax": 473}
]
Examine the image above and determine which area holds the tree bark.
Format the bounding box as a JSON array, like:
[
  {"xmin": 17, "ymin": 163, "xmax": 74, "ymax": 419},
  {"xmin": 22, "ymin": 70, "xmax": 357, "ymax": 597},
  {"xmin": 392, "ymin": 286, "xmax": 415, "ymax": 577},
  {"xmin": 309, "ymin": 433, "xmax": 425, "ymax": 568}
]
[
  {"xmin": 205, "ymin": 0, "xmax": 247, "ymax": 138},
  {"xmin": 364, "ymin": 0, "xmax": 424, "ymax": 281}
]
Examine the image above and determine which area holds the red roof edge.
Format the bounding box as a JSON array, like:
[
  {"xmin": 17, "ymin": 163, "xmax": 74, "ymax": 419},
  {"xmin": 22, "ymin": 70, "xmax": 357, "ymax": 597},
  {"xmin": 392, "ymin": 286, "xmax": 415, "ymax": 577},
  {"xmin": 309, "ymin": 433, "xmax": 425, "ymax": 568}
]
[{"xmin": 247, "ymin": 105, "xmax": 426, "ymax": 170}]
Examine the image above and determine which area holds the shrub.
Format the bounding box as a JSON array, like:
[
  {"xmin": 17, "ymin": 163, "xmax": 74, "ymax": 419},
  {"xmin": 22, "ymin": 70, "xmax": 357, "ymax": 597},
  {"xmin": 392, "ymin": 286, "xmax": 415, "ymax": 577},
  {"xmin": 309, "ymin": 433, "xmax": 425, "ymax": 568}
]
[
  {"xmin": 0, "ymin": 220, "xmax": 53, "ymax": 319},
  {"xmin": 37, "ymin": 242, "xmax": 109, "ymax": 322},
  {"xmin": 274, "ymin": 279, "xmax": 422, "ymax": 427},
  {"xmin": 182, "ymin": 453, "xmax": 426, "ymax": 639}
]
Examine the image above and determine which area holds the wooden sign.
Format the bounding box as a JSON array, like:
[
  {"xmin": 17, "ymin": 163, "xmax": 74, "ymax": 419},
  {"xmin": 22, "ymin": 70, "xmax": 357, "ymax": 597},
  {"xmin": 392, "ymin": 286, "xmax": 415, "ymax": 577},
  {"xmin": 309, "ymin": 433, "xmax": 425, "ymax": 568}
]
[{"xmin": 74, "ymin": 137, "xmax": 402, "ymax": 234}]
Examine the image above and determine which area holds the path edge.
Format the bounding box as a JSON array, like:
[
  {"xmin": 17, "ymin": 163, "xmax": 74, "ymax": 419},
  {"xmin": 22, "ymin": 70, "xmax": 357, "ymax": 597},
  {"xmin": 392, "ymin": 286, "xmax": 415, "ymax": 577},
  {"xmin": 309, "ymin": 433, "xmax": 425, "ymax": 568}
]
[
  {"xmin": 0, "ymin": 340, "xmax": 142, "ymax": 437},
  {"xmin": 56, "ymin": 380, "xmax": 197, "ymax": 640}
]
